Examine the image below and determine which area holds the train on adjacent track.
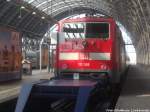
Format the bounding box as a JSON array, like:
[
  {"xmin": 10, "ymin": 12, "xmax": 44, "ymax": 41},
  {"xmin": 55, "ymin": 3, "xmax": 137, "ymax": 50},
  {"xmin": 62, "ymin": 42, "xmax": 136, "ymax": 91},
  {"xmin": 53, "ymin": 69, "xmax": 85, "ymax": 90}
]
[
  {"xmin": 0, "ymin": 27, "xmax": 22, "ymax": 82},
  {"xmin": 15, "ymin": 16, "xmax": 127, "ymax": 112}
]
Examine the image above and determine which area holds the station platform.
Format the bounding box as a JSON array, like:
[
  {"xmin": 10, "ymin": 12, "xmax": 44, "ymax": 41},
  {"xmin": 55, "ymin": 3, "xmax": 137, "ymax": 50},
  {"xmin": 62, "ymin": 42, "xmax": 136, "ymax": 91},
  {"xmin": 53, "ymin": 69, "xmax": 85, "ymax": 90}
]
[
  {"xmin": 0, "ymin": 69, "xmax": 52, "ymax": 103},
  {"xmin": 115, "ymin": 65, "xmax": 150, "ymax": 110}
]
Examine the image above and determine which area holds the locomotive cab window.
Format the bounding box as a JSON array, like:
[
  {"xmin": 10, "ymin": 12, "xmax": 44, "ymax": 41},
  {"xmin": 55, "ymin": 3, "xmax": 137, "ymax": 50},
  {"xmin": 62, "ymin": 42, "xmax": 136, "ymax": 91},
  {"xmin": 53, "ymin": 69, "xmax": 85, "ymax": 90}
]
[
  {"xmin": 63, "ymin": 23, "xmax": 85, "ymax": 38},
  {"xmin": 63, "ymin": 22, "xmax": 109, "ymax": 39},
  {"xmin": 86, "ymin": 23, "xmax": 109, "ymax": 39}
]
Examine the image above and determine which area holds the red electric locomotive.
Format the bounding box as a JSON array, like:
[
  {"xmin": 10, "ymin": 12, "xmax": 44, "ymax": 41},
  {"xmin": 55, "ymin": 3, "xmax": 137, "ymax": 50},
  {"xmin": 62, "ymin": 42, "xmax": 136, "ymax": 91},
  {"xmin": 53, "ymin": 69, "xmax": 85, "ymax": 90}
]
[{"xmin": 55, "ymin": 16, "xmax": 126, "ymax": 84}]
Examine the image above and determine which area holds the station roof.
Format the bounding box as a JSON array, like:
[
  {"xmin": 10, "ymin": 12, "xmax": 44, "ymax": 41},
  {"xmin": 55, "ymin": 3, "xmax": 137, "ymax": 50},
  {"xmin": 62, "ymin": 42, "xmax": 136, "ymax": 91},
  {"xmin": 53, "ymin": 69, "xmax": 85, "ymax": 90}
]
[{"xmin": 0, "ymin": 0, "xmax": 150, "ymax": 64}]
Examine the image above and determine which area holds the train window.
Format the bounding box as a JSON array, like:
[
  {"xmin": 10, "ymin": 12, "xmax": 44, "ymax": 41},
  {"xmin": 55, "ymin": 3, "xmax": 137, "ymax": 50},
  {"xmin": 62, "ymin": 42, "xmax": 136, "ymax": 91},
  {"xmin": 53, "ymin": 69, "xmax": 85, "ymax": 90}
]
[
  {"xmin": 63, "ymin": 23, "xmax": 85, "ymax": 38},
  {"xmin": 86, "ymin": 23, "xmax": 109, "ymax": 38}
]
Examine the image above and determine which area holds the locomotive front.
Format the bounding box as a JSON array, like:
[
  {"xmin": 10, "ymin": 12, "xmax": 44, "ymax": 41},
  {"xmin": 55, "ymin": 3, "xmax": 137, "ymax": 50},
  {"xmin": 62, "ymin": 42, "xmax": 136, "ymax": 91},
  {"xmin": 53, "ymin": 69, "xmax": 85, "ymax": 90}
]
[{"xmin": 56, "ymin": 17, "xmax": 115, "ymax": 81}]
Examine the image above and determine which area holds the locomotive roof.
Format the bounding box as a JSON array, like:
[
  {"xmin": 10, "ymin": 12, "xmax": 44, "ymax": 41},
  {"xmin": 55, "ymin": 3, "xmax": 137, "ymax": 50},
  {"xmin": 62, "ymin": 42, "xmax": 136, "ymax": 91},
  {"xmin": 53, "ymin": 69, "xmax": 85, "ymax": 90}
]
[{"xmin": 60, "ymin": 17, "xmax": 115, "ymax": 24}]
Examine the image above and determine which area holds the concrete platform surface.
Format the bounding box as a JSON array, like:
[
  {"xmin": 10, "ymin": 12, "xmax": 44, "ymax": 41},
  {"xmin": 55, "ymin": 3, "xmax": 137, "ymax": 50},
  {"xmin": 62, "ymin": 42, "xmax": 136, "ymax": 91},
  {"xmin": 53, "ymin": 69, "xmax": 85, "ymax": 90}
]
[
  {"xmin": 0, "ymin": 69, "xmax": 52, "ymax": 103},
  {"xmin": 115, "ymin": 65, "xmax": 150, "ymax": 110}
]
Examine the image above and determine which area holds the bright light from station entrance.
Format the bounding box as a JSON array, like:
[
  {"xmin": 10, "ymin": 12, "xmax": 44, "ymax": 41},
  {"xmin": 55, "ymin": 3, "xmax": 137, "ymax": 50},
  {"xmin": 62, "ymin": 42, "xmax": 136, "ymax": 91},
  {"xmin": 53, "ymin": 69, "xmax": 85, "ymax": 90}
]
[{"xmin": 117, "ymin": 22, "xmax": 136, "ymax": 65}]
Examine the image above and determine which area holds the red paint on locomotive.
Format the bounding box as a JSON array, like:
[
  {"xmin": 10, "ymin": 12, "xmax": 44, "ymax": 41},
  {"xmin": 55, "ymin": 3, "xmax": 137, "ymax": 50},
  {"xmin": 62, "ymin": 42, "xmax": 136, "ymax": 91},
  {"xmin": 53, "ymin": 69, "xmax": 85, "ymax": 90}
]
[{"xmin": 55, "ymin": 17, "xmax": 126, "ymax": 83}]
